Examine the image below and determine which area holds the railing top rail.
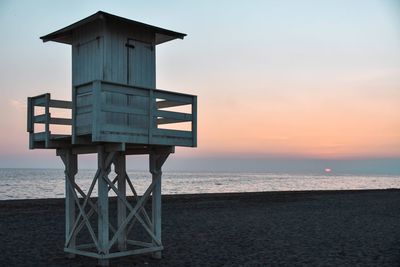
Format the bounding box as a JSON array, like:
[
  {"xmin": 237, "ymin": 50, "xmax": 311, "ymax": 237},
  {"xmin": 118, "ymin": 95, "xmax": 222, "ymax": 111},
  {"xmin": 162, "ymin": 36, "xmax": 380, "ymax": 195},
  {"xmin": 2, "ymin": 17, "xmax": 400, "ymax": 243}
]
[
  {"xmin": 75, "ymin": 80, "xmax": 196, "ymax": 99},
  {"xmin": 30, "ymin": 93, "xmax": 72, "ymax": 109},
  {"xmin": 29, "ymin": 93, "xmax": 50, "ymax": 99},
  {"xmin": 153, "ymin": 88, "xmax": 196, "ymax": 98}
]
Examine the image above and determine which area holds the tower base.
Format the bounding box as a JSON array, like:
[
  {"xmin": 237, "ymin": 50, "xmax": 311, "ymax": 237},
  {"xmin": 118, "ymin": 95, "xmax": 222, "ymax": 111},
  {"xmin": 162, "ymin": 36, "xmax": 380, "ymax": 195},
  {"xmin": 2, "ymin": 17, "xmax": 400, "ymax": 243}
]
[{"xmin": 58, "ymin": 145, "xmax": 173, "ymax": 266}]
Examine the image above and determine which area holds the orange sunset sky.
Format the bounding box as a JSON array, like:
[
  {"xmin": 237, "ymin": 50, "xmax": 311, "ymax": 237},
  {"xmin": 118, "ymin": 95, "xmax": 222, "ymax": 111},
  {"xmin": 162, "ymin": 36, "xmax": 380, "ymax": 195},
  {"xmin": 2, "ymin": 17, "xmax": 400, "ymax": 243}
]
[{"xmin": 0, "ymin": 0, "xmax": 399, "ymax": 172}]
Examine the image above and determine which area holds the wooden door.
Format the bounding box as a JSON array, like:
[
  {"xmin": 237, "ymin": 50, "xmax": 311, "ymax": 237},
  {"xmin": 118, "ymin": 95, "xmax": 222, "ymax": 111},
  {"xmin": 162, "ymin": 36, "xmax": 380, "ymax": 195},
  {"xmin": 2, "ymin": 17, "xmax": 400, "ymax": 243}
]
[{"xmin": 127, "ymin": 39, "xmax": 155, "ymax": 88}]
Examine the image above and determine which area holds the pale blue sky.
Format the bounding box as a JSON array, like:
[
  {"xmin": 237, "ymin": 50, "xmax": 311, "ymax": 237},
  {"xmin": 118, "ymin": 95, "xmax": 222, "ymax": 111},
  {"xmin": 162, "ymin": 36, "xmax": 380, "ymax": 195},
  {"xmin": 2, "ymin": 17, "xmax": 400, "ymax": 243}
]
[{"xmin": 0, "ymin": 0, "xmax": 399, "ymax": 173}]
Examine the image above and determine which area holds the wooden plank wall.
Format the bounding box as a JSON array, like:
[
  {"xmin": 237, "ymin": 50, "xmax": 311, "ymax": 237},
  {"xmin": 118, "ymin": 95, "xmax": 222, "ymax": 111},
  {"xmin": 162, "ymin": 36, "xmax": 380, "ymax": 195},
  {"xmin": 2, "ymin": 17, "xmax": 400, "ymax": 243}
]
[
  {"xmin": 72, "ymin": 21, "xmax": 103, "ymax": 86},
  {"xmin": 70, "ymin": 81, "xmax": 196, "ymax": 147},
  {"xmin": 103, "ymin": 22, "xmax": 156, "ymax": 88},
  {"xmin": 75, "ymin": 83, "xmax": 93, "ymax": 136}
]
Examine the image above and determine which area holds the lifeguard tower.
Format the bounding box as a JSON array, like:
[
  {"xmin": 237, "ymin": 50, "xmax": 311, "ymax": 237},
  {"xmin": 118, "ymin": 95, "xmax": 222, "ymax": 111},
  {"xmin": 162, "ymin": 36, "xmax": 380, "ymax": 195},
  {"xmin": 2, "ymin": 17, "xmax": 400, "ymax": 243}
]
[{"xmin": 27, "ymin": 11, "xmax": 197, "ymax": 265}]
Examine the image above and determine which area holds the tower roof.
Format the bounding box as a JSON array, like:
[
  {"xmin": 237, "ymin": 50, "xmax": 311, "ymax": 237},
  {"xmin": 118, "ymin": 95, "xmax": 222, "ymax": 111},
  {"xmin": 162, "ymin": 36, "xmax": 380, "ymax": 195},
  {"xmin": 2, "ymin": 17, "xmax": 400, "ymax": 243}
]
[{"xmin": 40, "ymin": 11, "xmax": 186, "ymax": 45}]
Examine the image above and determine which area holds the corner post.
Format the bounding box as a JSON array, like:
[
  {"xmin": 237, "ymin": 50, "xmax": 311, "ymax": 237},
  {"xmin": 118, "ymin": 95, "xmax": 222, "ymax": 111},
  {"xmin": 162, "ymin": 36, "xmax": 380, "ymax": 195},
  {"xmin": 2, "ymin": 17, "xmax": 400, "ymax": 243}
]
[
  {"xmin": 149, "ymin": 147, "xmax": 171, "ymax": 259},
  {"xmin": 92, "ymin": 81, "xmax": 102, "ymax": 142},
  {"xmin": 148, "ymin": 89, "xmax": 154, "ymax": 144},
  {"xmin": 71, "ymin": 86, "xmax": 77, "ymax": 144},
  {"xmin": 63, "ymin": 149, "xmax": 78, "ymax": 257},
  {"xmin": 27, "ymin": 97, "xmax": 34, "ymax": 149},
  {"xmin": 114, "ymin": 152, "xmax": 127, "ymax": 251},
  {"xmin": 192, "ymin": 95, "xmax": 197, "ymax": 147},
  {"xmin": 44, "ymin": 93, "xmax": 51, "ymax": 147},
  {"xmin": 98, "ymin": 146, "xmax": 110, "ymax": 266}
]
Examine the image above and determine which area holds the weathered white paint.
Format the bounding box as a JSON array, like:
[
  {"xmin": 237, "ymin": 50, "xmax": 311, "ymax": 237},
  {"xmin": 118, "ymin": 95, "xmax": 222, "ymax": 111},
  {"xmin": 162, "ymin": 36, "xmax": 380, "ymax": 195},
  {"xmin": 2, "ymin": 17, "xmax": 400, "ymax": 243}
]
[{"xmin": 28, "ymin": 12, "xmax": 195, "ymax": 265}]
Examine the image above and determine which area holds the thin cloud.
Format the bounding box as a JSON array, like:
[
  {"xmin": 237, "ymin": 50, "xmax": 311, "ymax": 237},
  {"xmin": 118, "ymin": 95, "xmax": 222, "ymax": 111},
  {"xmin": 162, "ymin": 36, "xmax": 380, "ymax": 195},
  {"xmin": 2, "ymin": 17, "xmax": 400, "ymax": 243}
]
[{"xmin": 8, "ymin": 99, "xmax": 25, "ymax": 110}]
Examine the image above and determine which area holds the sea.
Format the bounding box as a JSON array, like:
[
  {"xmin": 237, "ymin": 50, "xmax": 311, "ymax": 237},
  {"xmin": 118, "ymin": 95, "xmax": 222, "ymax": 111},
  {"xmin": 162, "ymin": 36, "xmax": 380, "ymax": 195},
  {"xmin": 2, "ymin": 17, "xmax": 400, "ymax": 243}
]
[{"xmin": 0, "ymin": 168, "xmax": 399, "ymax": 200}]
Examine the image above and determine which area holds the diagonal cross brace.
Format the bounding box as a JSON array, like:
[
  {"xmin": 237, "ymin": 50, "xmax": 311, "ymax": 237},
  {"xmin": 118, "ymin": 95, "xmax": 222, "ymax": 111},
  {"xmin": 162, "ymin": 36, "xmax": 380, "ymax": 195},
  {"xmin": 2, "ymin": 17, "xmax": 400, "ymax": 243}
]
[
  {"xmin": 125, "ymin": 173, "xmax": 153, "ymax": 233},
  {"xmin": 63, "ymin": 151, "xmax": 115, "ymax": 250},
  {"xmin": 103, "ymin": 174, "xmax": 161, "ymax": 250},
  {"xmin": 64, "ymin": 169, "xmax": 100, "ymax": 247},
  {"xmin": 73, "ymin": 176, "xmax": 118, "ymax": 238},
  {"xmin": 107, "ymin": 176, "xmax": 160, "ymax": 251},
  {"xmin": 65, "ymin": 172, "xmax": 100, "ymax": 250}
]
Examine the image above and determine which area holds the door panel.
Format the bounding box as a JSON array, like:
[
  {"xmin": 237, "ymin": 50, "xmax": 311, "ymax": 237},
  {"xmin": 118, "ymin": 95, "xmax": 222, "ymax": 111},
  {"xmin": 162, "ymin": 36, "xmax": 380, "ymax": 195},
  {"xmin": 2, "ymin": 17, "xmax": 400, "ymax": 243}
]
[{"xmin": 127, "ymin": 39, "xmax": 155, "ymax": 88}]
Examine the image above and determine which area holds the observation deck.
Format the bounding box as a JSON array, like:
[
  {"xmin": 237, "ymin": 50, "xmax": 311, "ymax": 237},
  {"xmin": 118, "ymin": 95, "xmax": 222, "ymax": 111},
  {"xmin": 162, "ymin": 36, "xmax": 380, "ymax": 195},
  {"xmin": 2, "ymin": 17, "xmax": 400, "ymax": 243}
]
[{"xmin": 28, "ymin": 80, "xmax": 197, "ymax": 150}]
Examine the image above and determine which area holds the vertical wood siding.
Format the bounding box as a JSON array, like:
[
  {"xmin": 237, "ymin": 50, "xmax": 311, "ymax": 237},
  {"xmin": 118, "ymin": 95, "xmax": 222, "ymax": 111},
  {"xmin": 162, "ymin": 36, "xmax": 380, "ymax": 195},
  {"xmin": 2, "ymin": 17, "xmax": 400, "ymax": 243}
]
[{"xmin": 72, "ymin": 21, "xmax": 103, "ymax": 86}]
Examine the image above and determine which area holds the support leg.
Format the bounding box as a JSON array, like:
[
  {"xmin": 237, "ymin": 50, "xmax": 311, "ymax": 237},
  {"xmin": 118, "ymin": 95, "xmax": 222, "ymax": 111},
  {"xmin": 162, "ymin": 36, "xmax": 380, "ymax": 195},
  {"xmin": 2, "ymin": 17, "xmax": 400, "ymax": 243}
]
[
  {"xmin": 63, "ymin": 149, "xmax": 77, "ymax": 258},
  {"xmin": 114, "ymin": 152, "xmax": 127, "ymax": 251},
  {"xmin": 98, "ymin": 146, "xmax": 110, "ymax": 266},
  {"xmin": 151, "ymin": 170, "xmax": 162, "ymax": 259},
  {"xmin": 150, "ymin": 148, "xmax": 170, "ymax": 259}
]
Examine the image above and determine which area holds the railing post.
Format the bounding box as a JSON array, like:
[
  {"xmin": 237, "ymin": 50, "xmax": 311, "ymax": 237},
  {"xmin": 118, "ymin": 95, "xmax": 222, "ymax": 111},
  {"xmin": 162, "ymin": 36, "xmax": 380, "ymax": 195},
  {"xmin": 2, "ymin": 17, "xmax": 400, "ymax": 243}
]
[
  {"xmin": 92, "ymin": 81, "xmax": 102, "ymax": 142},
  {"xmin": 149, "ymin": 148, "xmax": 170, "ymax": 259},
  {"xmin": 192, "ymin": 96, "xmax": 197, "ymax": 147},
  {"xmin": 45, "ymin": 93, "xmax": 51, "ymax": 147},
  {"xmin": 64, "ymin": 148, "xmax": 77, "ymax": 257},
  {"xmin": 114, "ymin": 152, "xmax": 127, "ymax": 251},
  {"xmin": 72, "ymin": 86, "xmax": 77, "ymax": 144},
  {"xmin": 148, "ymin": 89, "xmax": 154, "ymax": 144},
  {"xmin": 98, "ymin": 145, "xmax": 110, "ymax": 266},
  {"xmin": 27, "ymin": 97, "xmax": 33, "ymax": 133},
  {"xmin": 27, "ymin": 97, "xmax": 34, "ymax": 149}
]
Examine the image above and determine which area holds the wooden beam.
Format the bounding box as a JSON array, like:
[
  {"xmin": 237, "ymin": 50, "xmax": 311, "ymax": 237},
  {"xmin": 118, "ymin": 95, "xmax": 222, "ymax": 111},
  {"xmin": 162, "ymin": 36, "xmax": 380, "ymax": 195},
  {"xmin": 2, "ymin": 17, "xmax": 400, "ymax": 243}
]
[
  {"xmin": 101, "ymin": 81, "xmax": 149, "ymax": 97},
  {"xmin": 92, "ymin": 81, "xmax": 101, "ymax": 141},
  {"xmin": 114, "ymin": 153, "xmax": 127, "ymax": 251},
  {"xmin": 101, "ymin": 104, "xmax": 148, "ymax": 116},
  {"xmin": 73, "ymin": 176, "xmax": 118, "ymax": 238},
  {"xmin": 154, "ymin": 91, "xmax": 193, "ymax": 104},
  {"xmin": 44, "ymin": 93, "xmax": 51, "ymax": 148},
  {"xmin": 65, "ymin": 170, "xmax": 100, "ymax": 250},
  {"xmin": 107, "ymin": 177, "xmax": 157, "ymax": 250},
  {"xmin": 155, "ymin": 110, "xmax": 192, "ymax": 121},
  {"xmin": 100, "ymin": 124, "xmax": 148, "ymax": 135},
  {"xmin": 125, "ymin": 174, "xmax": 153, "ymax": 236},
  {"xmin": 156, "ymin": 117, "xmax": 189, "ymax": 125},
  {"xmin": 51, "ymin": 118, "xmax": 72, "ymax": 125},
  {"xmin": 32, "ymin": 95, "xmax": 47, "ymax": 106},
  {"xmin": 103, "ymin": 175, "xmax": 159, "ymax": 248},
  {"xmin": 49, "ymin": 99, "xmax": 72, "ymax": 109},
  {"xmin": 34, "ymin": 114, "xmax": 47, "ymax": 123},
  {"xmin": 64, "ymin": 167, "xmax": 100, "ymax": 249},
  {"xmin": 27, "ymin": 97, "xmax": 33, "ymax": 132},
  {"xmin": 149, "ymin": 148, "xmax": 170, "ymax": 259},
  {"xmin": 126, "ymin": 240, "xmax": 153, "ymax": 248},
  {"xmin": 156, "ymin": 100, "xmax": 189, "ymax": 109},
  {"xmin": 148, "ymin": 89, "xmax": 154, "ymax": 144},
  {"xmin": 97, "ymin": 146, "xmax": 114, "ymax": 263},
  {"xmin": 62, "ymin": 149, "xmax": 78, "ymax": 257},
  {"xmin": 64, "ymin": 246, "xmax": 163, "ymax": 260},
  {"xmin": 34, "ymin": 115, "xmax": 72, "ymax": 125},
  {"xmin": 153, "ymin": 129, "xmax": 192, "ymax": 139},
  {"xmin": 33, "ymin": 132, "xmax": 47, "ymax": 141},
  {"xmin": 192, "ymin": 96, "xmax": 197, "ymax": 147}
]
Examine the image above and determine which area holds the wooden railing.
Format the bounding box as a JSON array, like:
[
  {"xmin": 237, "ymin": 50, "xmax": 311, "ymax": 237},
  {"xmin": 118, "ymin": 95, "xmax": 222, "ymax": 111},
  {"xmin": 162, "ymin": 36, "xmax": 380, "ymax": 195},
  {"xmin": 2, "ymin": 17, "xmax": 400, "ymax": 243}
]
[
  {"xmin": 74, "ymin": 80, "xmax": 197, "ymax": 147},
  {"xmin": 153, "ymin": 89, "xmax": 197, "ymax": 147},
  {"xmin": 28, "ymin": 82, "xmax": 197, "ymax": 148},
  {"xmin": 27, "ymin": 93, "xmax": 72, "ymax": 148}
]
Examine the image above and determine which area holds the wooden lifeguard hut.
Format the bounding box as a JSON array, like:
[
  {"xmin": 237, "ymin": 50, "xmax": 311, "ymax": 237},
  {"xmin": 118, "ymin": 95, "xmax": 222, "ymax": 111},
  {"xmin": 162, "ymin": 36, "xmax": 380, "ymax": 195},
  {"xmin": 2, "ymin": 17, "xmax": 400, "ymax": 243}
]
[{"xmin": 27, "ymin": 11, "xmax": 197, "ymax": 265}]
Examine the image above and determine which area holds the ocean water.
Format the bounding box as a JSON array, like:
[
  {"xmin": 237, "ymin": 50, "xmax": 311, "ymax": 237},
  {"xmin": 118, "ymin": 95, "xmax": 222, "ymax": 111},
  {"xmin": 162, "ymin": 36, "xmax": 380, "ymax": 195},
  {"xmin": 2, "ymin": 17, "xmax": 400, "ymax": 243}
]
[{"xmin": 0, "ymin": 168, "xmax": 399, "ymax": 200}]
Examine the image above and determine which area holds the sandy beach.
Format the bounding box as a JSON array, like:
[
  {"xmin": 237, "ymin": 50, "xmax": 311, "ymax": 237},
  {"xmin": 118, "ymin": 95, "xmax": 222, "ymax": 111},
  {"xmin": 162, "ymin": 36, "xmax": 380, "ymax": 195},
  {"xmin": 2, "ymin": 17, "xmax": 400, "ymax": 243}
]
[{"xmin": 1, "ymin": 189, "xmax": 399, "ymax": 266}]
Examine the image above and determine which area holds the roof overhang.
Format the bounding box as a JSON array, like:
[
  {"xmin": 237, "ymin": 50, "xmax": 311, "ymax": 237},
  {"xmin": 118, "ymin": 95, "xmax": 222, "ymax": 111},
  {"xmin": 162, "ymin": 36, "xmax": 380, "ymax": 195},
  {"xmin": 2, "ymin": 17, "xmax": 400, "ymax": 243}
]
[{"xmin": 40, "ymin": 11, "xmax": 186, "ymax": 45}]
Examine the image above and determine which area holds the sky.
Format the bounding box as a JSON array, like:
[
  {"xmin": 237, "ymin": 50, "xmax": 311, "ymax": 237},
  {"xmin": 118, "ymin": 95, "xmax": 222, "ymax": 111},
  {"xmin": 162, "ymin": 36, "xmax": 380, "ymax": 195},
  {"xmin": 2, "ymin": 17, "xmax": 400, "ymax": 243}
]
[{"xmin": 0, "ymin": 0, "xmax": 399, "ymax": 173}]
